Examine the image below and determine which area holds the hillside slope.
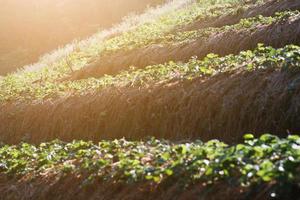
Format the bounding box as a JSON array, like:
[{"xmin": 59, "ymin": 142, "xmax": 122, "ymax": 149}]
[
  {"xmin": 0, "ymin": 0, "xmax": 300, "ymax": 199},
  {"xmin": 0, "ymin": 0, "xmax": 299, "ymax": 143}
]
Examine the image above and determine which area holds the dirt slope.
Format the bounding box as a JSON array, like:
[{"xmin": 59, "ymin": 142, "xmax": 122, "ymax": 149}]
[
  {"xmin": 0, "ymin": 174, "xmax": 298, "ymax": 200},
  {"xmin": 1, "ymin": 67, "xmax": 300, "ymax": 144}
]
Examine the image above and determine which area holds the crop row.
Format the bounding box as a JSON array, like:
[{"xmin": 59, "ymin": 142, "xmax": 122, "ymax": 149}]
[
  {"xmin": 1, "ymin": 44, "xmax": 299, "ymax": 102},
  {"xmin": 103, "ymin": 10, "xmax": 300, "ymax": 51},
  {"xmin": 161, "ymin": 11, "xmax": 300, "ymax": 45},
  {"xmin": 1, "ymin": 134, "xmax": 300, "ymax": 197}
]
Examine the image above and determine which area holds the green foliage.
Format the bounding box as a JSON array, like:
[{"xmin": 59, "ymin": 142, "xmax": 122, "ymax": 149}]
[
  {"xmin": 153, "ymin": 10, "xmax": 300, "ymax": 46},
  {"xmin": 1, "ymin": 134, "xmax": 300, "ymax": 194},
  {"xmin": 0, "ymin": 44, "xmax": 299, "ymax": 102}
]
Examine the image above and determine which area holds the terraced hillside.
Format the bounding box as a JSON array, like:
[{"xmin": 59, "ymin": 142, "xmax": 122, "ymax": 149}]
[{"xmin": 0, "ymin": 0, "xmax": 300, "ymax": 199}]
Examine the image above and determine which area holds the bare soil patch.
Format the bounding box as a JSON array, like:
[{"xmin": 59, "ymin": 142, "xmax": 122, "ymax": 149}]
[{"xmin": 0, "ymin": 174, "xmax": 299, "ymax": 200}]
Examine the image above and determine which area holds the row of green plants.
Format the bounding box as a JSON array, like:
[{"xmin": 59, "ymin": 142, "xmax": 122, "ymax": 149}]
[
  {"xmin": 160, "ymin": 11, "xmax": 300, "ymax": 45},
  {"xmin": 104, "ymin": 10, "xmax": 300, "ymax": 50},
  {"xmin": 97, "ymin": 0, "xmax": 269, "ymax": 52},
  {"xmin": 0, "ymin": 0, "xmax": 264, "ymax": 92},
  {"xmin": 1, "ymin": 44, "xmax": 299, "ymax": 101},
  {"xmin": 1, "ymin": 134, "xmax": 300, "ymax": 195}
]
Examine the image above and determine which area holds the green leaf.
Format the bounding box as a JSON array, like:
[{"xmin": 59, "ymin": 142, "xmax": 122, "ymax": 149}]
[
  {"xmin": 165, "ymin": 169, "xmax": 173, "ymax": 176},
  {"xmin": 244, "ymin": 134, "xmax": 254, "ymax": 140}
]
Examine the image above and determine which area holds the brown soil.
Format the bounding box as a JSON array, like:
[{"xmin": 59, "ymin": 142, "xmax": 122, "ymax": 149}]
[
  {"xmin": 1, "ymin": 67, "xmax": 300, "ymax": 144},
  {"xmin": 67, "ymin": 11, "xmax": 300, "ymax": 81},
  {"xmin": 0, "ymin": 174, "xmax": 298, "ymax": 200}
]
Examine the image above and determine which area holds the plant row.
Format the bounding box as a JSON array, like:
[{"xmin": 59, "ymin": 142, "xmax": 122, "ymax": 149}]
[
  {"xmin": 103, "ymin": 10, "xmax": 300, "ymax": 51},
  {"xmin": 0, "ymin": 44, "xmax": 299, "ymax": 102},
  {"xmin": 1, "ymin": 134, "xmax": 300, "ymax": 196}
]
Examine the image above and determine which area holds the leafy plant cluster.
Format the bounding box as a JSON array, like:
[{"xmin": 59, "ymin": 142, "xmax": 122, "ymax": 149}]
[
  {"xmin": 83, "ymin": 0, "xmax": 263, "ymax": 53},
  {"xmin": 105, "ymin": 10, "xmax": 300, "ymax": 49},
  {"xmin": 0, "ymin": 44, "xmax": 299, "ymax": 102},
  {"xmin": 1, "ymin": 134, "xmax": 300, "ymax": 193},
  {"xmin": 0, "ymin": 0, "xmax": 264, "ymax": 91}
]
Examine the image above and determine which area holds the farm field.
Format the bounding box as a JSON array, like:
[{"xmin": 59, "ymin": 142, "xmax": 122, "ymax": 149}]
[
  {"xmin": 1, "ymin": 134, "xmax": 300, "ymax": 199},
  {"xmin": 0, "ymin": 0, "xmax": 300, "ymax": 199}
]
